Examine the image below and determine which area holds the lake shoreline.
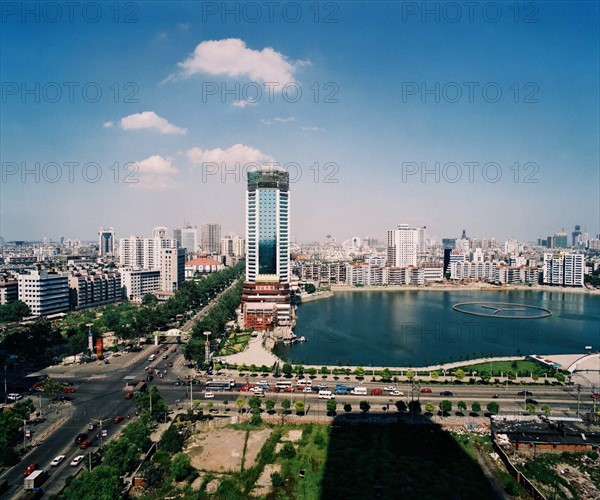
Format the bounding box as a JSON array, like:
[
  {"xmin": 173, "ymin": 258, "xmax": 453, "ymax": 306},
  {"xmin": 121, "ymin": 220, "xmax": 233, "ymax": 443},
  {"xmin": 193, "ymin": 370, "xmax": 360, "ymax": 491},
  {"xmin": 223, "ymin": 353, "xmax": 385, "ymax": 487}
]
[{"xmin": 328, "ymin": 284, "xmax": 599, "ymax": 295}]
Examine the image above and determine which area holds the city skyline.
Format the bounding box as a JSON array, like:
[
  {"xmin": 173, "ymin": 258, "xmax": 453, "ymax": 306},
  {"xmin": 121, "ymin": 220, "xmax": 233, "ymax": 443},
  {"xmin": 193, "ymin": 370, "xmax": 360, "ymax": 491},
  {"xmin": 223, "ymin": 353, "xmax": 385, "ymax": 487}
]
[{"xmin": 2, "ymin": 2, "xmax": 598, "ymax": 243}]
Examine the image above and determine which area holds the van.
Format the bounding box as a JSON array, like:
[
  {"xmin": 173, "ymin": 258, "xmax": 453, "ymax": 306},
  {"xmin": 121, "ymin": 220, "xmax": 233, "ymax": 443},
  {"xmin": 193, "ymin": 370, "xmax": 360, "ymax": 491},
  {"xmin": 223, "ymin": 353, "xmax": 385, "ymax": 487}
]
[
  {"xmin": 351, "ymin": 387, "xmax": 367, "ymax": 396},
  {"xmin": 318, "ymin": 390, "xmax": 334, "ymax": 399},
  {"xmin": 148, "ymin": 354, "xmax": 156, "ymax": 362}
]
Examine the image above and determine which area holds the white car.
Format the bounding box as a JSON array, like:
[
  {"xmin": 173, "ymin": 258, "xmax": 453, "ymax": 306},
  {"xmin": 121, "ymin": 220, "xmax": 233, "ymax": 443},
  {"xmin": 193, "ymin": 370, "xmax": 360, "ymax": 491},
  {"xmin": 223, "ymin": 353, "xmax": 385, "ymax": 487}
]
[
  {"xmin": 7, "ymin": 393, "xmax": 23, "ymax": 401},
  {"xmin": 51, "ymin": 455, "xmax": 66, "ymax": 467},
  {"xmin": 252, "ymin": 388, "xmax": 266, "ymax": 397},
  {"xmin": 70, "ymin": 455, "xmax": 84, "ymax": 467},
  {"xmin": 302, "ymin": 387, "xmax": 312, "ymax": 393},
  {"xmin": 383, "ymin": 386, "xmax": 397, "ymax": 392},
  {"xmin": 390, "ymin": 390, "xmax": 404, "ymax": 397},
  {"xmin": 204, "ymin": 391, "xmax": 215, "ymax": 399}
]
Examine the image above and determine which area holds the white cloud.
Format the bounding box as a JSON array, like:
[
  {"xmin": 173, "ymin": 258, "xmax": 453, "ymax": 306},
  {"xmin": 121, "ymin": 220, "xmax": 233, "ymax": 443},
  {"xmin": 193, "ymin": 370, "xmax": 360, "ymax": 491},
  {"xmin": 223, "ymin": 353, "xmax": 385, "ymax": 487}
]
[
  {"xmin": 186, "ymin": 143, "xmax": 273, "ymax": 166},
  {"xmin": 177, "ymin": 22, "xmax": 190, "ymax": 31},
  {"xmin": 129, "ymin": 155, "xmax": 179, "ymax": 191},
  {"xmin": 302, "ymin": 126, "xmax": 324, "ymax": 132},
  {"xmin": 175, "ymin": 38, "xmax": 305, "ymax": 83},
  {"xmin": 232, "ymin": 99, "xmax": 256, "ymax": 109},
  {"xmin": 102, "ymin": 121, "xmax": 114, "ymax": 128},
  {"xmin": 261, "ymin": 117, "xmax": 296, "ymax": 125},
  {"xmin": 120, "ymin": 111, "xmax": 187, "ymax": 135}
]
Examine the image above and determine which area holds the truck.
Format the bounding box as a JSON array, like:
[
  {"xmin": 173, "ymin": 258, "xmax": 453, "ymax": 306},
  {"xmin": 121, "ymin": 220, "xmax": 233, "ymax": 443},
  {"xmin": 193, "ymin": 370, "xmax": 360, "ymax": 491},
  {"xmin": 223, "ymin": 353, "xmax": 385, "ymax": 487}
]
[
  {"xmin": 351, "ymin": 387, "xmax": 367, "ymax": 396},
  {"xmin": 334, "ymin": 384, "xmax": 354, "ymax": 395},
  {"xmin": 24, "ymin": 470, "xmax": 48, "ymax": 490}
]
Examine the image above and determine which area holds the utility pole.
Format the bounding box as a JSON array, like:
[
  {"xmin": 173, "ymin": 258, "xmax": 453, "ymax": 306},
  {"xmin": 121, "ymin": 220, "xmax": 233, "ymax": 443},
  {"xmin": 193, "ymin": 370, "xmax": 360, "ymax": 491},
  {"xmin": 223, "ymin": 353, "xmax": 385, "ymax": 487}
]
[
  {"xmin": 576, "ymin": 385, "xmax": 581, "ymax": 417},
  {"xmin": 189, "ymin": 379, "xmax": 193, "ymax": 410}
]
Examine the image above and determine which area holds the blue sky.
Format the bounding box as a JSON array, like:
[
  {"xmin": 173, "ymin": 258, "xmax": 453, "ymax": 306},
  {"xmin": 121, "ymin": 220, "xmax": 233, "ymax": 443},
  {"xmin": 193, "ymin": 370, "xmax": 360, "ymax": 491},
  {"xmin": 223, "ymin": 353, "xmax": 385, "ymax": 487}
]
[{"xmin": 1, "ymin": 1, "xmax": 598, "ymax": 244}]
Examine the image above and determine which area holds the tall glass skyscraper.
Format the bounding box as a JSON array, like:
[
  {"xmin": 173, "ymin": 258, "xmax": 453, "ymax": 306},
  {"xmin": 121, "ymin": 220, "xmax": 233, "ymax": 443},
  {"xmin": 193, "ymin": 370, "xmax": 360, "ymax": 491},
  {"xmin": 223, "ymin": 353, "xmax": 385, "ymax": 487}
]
[{"xmin": 243, "ymin": 167, "xmax": 291, "ymax": 330}]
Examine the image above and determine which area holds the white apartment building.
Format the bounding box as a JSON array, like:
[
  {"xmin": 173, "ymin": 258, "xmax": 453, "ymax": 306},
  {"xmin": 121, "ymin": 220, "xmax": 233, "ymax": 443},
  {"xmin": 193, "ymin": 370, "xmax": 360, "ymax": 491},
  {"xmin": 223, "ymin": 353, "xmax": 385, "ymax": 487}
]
[
  {"xmin": 17, "ymin": 269, "xmax": 70, "ymax": 316},
  {"xmin": 450, "ymin": 261, "xmax": 497, "ymax": 281},
  {"xmin": 387, "ymin": 224, "xmax": 422, "ymax": 267},
  {"xmin": 119, "ymin": 236, "xmax": 177, "ymax": 269},
  {"xmin": 120, "ymin": 269, "xmax": 161, "ymax": 301},
  {"xmin": 543, "ymin": 253, "xmax": 584, "ymax": 287}
]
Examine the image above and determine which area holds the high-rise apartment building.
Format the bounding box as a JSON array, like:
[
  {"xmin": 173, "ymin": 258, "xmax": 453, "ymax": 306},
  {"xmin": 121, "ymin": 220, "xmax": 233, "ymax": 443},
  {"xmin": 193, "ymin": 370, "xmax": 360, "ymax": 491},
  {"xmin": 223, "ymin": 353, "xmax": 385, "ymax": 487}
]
[
  {"xmin": 387, "ymin": 224, "xmax": 422, "ymax": 267},
  {"xmin": 174, "ymin": 225, "xmax": 198, "ymax": 255},
  {"xmin": 543, "ymin": 252, "xmax": 584, "ymax": 286},
  {"xmin": 159, "ymin": 247, "xmax": 186, "ymax": 292},
  {"xmin": 119, "ymin": 236, "xmax": 177, "ymax": 269},
  {"xmin": 201, "ymin": 223, "xmax": 221, "ymax": 254},
  {"xmin": 152, "ymin": 226, "xmax": 168, "ymax": 239},
  {"xmin": 17, "ymin": 269, "xmax": 70, "ymax": 316},
  {"xmin": 98, "ymin": 227, "xmax": 115, "ymax": 257},
  {"xmin": 242, "ymin": 167, "xmax": 291, "ymax": 329}
]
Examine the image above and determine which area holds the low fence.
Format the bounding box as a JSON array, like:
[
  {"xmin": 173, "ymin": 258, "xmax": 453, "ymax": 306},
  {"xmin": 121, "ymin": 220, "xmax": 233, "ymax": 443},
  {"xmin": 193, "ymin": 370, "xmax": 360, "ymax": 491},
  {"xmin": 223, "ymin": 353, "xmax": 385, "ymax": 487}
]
[{"xmin": 492, "ymin": 440, "xmax": 547, "ymax": 500}]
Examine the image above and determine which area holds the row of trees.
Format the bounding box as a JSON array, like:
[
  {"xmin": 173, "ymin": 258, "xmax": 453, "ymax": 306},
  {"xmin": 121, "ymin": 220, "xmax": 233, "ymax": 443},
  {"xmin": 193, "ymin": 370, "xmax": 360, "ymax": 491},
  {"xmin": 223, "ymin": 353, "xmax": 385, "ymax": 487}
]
[
  {"xmin": 0, "ymin": 399, "xmax": 35, "ymax": 466},
  {"xmin": 0, "ymin": 300, "xmax": 30, "ymax": 323}
]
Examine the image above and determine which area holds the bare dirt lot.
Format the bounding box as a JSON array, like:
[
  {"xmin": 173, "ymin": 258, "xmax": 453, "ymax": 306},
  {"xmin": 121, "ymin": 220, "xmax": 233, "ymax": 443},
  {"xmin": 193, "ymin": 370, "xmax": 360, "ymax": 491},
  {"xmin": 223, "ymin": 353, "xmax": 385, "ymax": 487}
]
[{"xmin": 186, "ymin": 426, "xmax": 272, "ymax": 472}]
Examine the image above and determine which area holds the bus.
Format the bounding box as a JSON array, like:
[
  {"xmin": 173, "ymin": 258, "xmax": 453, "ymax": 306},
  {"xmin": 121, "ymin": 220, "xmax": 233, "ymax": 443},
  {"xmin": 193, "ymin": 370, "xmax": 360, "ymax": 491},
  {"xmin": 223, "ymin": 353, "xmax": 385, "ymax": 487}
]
[
  {"xmin": 205, "ymin": 379, "xmax": 234, "ymax": 391},
  {"xmin": 275, "ymin": 381, "xmax": 293, "ymax": 390}
]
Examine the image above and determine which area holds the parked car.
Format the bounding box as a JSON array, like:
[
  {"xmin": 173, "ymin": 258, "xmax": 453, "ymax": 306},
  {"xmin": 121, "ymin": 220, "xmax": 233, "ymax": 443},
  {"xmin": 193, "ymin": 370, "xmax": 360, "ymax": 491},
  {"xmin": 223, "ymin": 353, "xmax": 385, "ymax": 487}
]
[
  {"xmin": 63, "ymin": 387, "xmax": 76, "ymax": 393},
  {"xmin": 518, "ymin": 391, "xmax": 533, "ymax": 397},
  {"xmin": 70, "ymin": 455, "xmax": 84, "ymax": 467},
  {"xmin": 370, "ymin": 388, "xmax": 383, "ymax": 396},
  {"xmin": 75, "ymin": 433, "xmax": 88, "ymax": 444},
  {"xmin": 204, "ymin": 391, "xmax": 215, "ymax": 399},
  {"xmin": 50, "ymin": 455, "xmax": 66, "ymax": 467},
  {"xmin": 23, "ymin": 463, "xmax": 38, "ymax": 475},
  {"xmin": 525, "ymin": 398, "xmax": 538, "ymax": 405},
  {"xmin": 113, "ymin": 415, "xmax": 124, "ymax": 424},
  {"xmin": 125, "ymin": 392, "xmax": 134, "ymax": 399},
  {"xmin": 440, "ymin": 391, "xmax": 454, "ymax": 397},
  {"xmin": 7, "ymin": 393, "xmax": 22, "ymax": 401},
  {"xmin": 420, "ymin": 388, "xmax": 432, "ymax": 393},
  {"xmin": 79, "ymin": 439, "xmax": 92, "ymax": 449}
]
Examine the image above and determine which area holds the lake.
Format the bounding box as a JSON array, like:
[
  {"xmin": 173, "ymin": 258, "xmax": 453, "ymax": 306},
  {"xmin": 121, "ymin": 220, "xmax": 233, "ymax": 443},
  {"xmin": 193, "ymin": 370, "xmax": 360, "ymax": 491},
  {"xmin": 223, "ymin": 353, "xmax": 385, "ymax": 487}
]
[{"xmin": 273, "ymin": 290, "xmax": 600, "ymax": 367}]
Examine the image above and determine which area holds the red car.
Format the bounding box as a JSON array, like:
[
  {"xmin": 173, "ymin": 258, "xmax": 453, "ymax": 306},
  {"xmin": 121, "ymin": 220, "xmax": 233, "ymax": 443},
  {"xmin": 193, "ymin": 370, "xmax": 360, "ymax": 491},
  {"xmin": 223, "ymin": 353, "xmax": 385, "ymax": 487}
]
[
  {"xmin": 79, "ymin": 439, "xmax": 92, "ymax": 449},
  {"xmin": 63, "ymin": 387, "xmax": 76, "ymax": 393},
  {"xmin": 283, "ymin": 386, "xmax": 295, "ymax": 393},
  {"xmin": 370, "ymin": 388, "xmax": 383, "ymax": 396},
  {"xmin": 163, "ymin": 346, "xmax": 168, "ymax": 351},
  {"xmin": 592, "ymin": 393, "xmax": 600, "ymax": 400},
  {"xmin": 114, "ymin": 415, "xmax": 124, "ymax": 424},
  {"xmin": 146, "ymin": 368, "xmax": 153, "ymax": 374},
  {"xmin": 239, "ymin": 384, "xmax": 254, "ymax": 392},
  {"xmin": 420, "ymin": 388, "xmax": 432, "ymax": 393},
  {"xmin": 153, "ymin": 350, "xmax": 159, "ymax": 355},
  {"xmin": 125, "ymin": 392, "xmax": 134, "ymax": 399},
  {"xmin": 23, "ymin": 463, "xmax": 38, "ymax": 475}
]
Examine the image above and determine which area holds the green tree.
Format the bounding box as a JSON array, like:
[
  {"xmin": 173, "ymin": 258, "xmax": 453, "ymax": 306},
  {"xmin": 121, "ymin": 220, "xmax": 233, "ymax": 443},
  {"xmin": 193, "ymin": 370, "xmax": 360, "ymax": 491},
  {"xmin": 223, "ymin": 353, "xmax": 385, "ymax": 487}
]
[
  {"xmin": 455, "ymin": 368, "xmax": 465, "ymax": 381},
  {"xmin": 248, "ymin": 396, "xmax": 262, "ymax": 413},
  {"xmin": 395, "ymin": 400, "xmax": 407, "ymax": 413},
  {"xmin": 343, "ymin": 403, "xmax": 352, "ymax": 413},
  {"xmin": 280, "ymin": 442, "xmax": 296, "ymax": 459},
  {"xmin": 61, "ymin": 465, "xmax": 122, "ymax": 500},
  {"xmin": 103, "ymin": 438, "xmax": 140, "ymax": 475},
  {"xmin": 281, "ymin": 399, "xmax": 291, "ymax": 414},
  {"xmin": 43, "ymin": 377, "xmax": 65, "ymax": 398},
  {"xmin": 471, "ymin": 402, "xmax": 481, "ymax": 414},
  {"xmin": 141, "ymin": 293, "xmax": 158, "ymax": 307},
  {"xmin": 532, "ymin": 373, "xmax": 539, "ymax": 382},
  {"xmin": 487, "ymin": 402, "xmax": 500, "ymax": 415},
  {"xmin": 430, "ymin": 371, "xmax": 439, "ymax": 380},
  {"xmin": 121, "ymin": 421, "xmax": 151, "ymax": 451},
  {"xmin": 294, "ymin": 365, "xmax": 305, "ymax": 377},
  {"xmin": 380, "ymin": 368, "xmax": 392, "ymax": 381},
  {"xmin": 265, "ymin": 399, "xmax": 276, "ymax": 413},
  {"xmin": 408, "ymin": 400, "xmax": 421, "ymax": 415},
  {"xmin": 282, "ymin": 363, "xmax": 293, "ymax": 377},
  {"xmin": 320, "ymin": 366, "xmax": 330, "ymax": 375},
  {"xmin": 295, "ymin": 400, "xmax": 305, "ymax": 415},
  {"xmin": 0, "ymin": 300, "xmax": 30, "ymax": 322},
  {"xmin": 439, "ymin": 400, "xmax": 452, "ymax": 416},
  {"xmin": 406, "ymin": 369, "xmax": 415, "ymax": 381},
  {"xmin": 235, "ymin": 397, "xmax": 246, "ymax": 413},
  {"xmin": 359, "ymin": 400, "xmax": 370, "ymax": 413},
  {"xmin": 479, "ymin": 370, "xmax": 491, "ymax": 383},
  {"xmin": 555, "ymin": 372, "xmax": 565, "ymax": 383},
  {"xmin": 424, "ymin": 402, "xmax": 435, "ymax": 414},
  {"xmin": 171, "ymin": 452, "xmax": 193, "ymax": 481},
  {"xmin": 159, "ymin": 425, "xmax": 184, "ymax": 453},
  {"xmin": 304, "ymin": 283, "xmax": 317, "ymax": 294},
  {"xmin": 541, "ymin": 404, "xmax": 551, "ymax": 416},
  {"xmin": 526, "ymin": 403, "xmax": 537, "ymax": 414},
  {"xmin": 457, "ymin": 401, "xmax": 467, "ymax": 413},
  {"xmin": 354, "ymin": 366, "xmax": 365, "ymax": 378},
  {"xmin": 271, "ymin": 471, "xmax": 285, "ymax": 488},
  {"xmin": 326, "ymin": 398, "xmax": 337, "ymax": 415},
  {"xmin": 507, "ymin": 370, "xmax": 517, "ymax": 381},
  {"xmin": 307, "ymin": 367, "xmax": 317, "ymax": 377},
  {"xmin": 332, "ymin": 368, "xmax": 340, "ymax": 377}
]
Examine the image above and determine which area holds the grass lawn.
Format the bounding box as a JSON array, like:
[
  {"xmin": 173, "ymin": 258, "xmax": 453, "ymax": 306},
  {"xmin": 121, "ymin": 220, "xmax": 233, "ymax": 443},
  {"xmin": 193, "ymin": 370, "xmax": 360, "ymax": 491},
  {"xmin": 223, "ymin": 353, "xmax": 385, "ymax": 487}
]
[
  {"xmin": 218, "ymin": 333, "xmax": 252, "ymax": 355},
  {"xmin": 459, "ymin": 359, "xmax": 559, "ymax": 377}
]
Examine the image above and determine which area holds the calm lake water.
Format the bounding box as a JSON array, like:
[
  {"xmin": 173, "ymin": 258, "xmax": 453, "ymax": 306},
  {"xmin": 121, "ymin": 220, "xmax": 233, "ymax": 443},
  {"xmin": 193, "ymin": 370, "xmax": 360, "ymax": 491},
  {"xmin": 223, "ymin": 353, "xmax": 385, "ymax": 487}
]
[{"xmin": 274, "ymin": 290, "xmax": 600, "ymax": 367}]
